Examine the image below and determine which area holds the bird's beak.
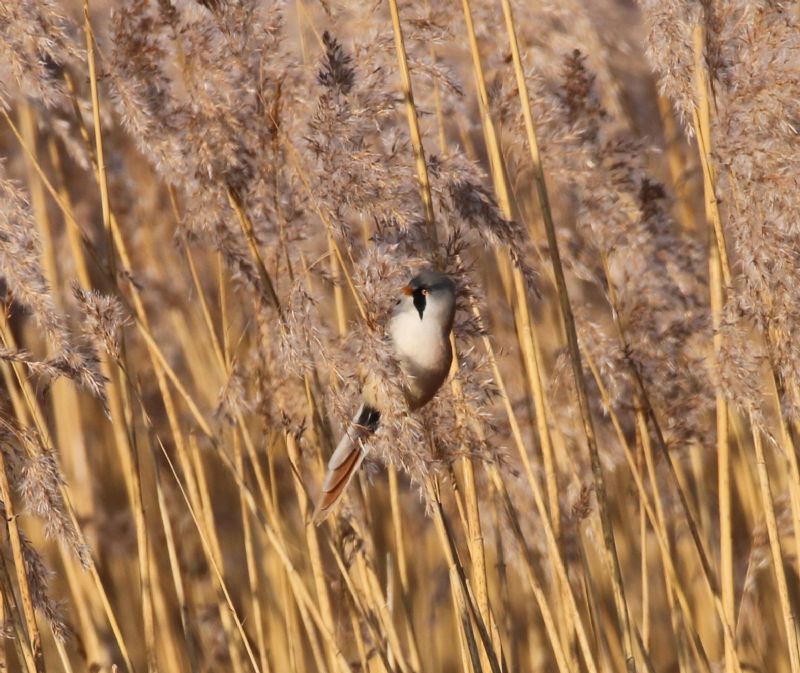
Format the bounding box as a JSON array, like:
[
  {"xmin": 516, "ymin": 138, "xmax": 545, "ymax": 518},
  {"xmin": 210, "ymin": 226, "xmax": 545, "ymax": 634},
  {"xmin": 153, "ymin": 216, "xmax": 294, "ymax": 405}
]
[{"xmin": 402, "ymin": 285, "xmax": 413, "ymax": 296}]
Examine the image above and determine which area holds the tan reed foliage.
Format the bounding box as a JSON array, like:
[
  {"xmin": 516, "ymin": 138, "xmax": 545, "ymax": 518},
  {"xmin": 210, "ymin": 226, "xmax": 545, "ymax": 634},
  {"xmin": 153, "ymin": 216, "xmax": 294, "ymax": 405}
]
[{"xmin": 0, "ymin": 1, "xmax": 798, "ymax": 671}]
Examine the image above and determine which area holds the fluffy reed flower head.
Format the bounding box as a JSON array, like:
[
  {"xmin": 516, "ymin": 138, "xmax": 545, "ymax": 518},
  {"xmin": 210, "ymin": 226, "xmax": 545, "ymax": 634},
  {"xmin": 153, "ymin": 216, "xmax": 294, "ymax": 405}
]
[
  {"xmin": 534, "ymin": 50, "xmax": 714, "ymax": 456},
  {"xmin": 0, "ymin": 168, "xmax": 107, "ymax": 409},
  {"xmin": 0, "ymin": 0, "xmax": 81, "ymax": 109}
]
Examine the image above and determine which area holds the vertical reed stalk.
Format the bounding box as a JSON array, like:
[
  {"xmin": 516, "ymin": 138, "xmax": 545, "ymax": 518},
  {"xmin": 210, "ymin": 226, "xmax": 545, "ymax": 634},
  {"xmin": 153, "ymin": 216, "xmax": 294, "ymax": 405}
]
[
  {"xmin": 692, "ymin": 42, "xmax": 735, "ymax": 668},
  {"xmin": 426, "ymin": 478, "xmax": 502, "ymax": 673},
  {"xmin": 0, "ymin": 447, "xmax": 42, "ymax": 673},
  {"xmin": 189, "ymin": 436, "xmax": 249, "ymax": 673},
  {"xmin": 0, "ymin": 549, "xmax": 37, "ymax": 673},
  {"xmin": 498, "ymin": 2, "xmax": 637, "ymax": 669},
  {"xmin": 18, "ymin": 103, "xmax": 93, "ymax": 522},
  {"xmin": 83, "ymin": 1, "xmax": 113, "ymax": 272},
  {"xmin": 449, "ymin": 336, "xmax": 505, "ymax": 665},
  {"xmin": 573, "ymin": 321, "xmax": 712, "ymax": 670},
  {"xmin": 471, "ymin": 296, "xmax": 599, "ymax": 673},
  {"xmin": 328, "ymin": 232, "xmax": 348, "ymax": 337},
  {"xmin": 692, "ymin": 21, "xmax": 797, "ymax": 671},
  {"xmin": 455, "ymin": 2, "xmax": 574, "ymax": 661},
  {"xmin": 0, "ymin": 312, "xmax": 135, "ymax": 673},
  {"xmin": 153, "ymin": 449, "xmax": 200, "ymax": 672},
  {"xmin": 656, "ymin": 95, "xmax": 698, "ymax": 232},
  {"xmin": 751, "ymin": 421, "xmax": 800, "ymax": 672},
  {"xmin": 235, "ymin": 432, "xmax": 271, "ymax": 673},
  {"xmin": 284, "ymin": 430, "xmax": 338, "ymax": 673},
  {"xmin": 126, "ymin": 425, "xmax": 157, "ymax": 673},
  {"xmin": 388, "ymin": 467, "xmax": 423, "ymax": 670},
  {"xmin": 711, "ymin": 239, "xmax": 735, "ymax": 673},
  {"xmin": 387, "ymin": 0, "xmax": 437, "ymax": 236}
]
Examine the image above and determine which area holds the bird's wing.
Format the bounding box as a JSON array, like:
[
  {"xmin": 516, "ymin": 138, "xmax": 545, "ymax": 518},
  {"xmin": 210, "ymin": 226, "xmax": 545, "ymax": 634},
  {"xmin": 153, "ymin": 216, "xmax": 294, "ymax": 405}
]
[{"xmin": 312, "ymin": 403, "xmax": 380, "ymax": 524}]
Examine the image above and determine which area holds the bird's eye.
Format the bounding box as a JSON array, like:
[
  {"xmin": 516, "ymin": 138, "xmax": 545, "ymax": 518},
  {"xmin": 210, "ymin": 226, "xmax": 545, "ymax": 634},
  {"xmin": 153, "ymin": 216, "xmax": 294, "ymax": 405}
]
[{"xmin": 421, "ymin": 288, "xmax": 429, "ymax": 295}]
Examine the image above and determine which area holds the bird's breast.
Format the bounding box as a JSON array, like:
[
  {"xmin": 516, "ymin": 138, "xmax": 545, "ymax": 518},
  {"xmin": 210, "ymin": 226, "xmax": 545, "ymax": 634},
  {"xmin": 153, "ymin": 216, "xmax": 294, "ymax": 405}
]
[{"xmin": 389, "ymin": 311, "xmax": 452, "ymax": 408}]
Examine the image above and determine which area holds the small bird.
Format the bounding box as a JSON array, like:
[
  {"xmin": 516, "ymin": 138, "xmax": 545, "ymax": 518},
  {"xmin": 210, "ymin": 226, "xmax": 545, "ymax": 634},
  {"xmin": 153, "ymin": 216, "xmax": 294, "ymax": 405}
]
[{"xmin": 313, "ymin": 269, "xmax": 457, "ymax": 523}]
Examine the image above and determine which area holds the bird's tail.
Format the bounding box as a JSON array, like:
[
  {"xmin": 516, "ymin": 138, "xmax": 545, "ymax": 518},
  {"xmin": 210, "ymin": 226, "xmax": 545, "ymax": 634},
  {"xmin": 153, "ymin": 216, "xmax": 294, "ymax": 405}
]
[{"xmin": 312, "ymin": 404, "xmax": 380, "ymax": 524}]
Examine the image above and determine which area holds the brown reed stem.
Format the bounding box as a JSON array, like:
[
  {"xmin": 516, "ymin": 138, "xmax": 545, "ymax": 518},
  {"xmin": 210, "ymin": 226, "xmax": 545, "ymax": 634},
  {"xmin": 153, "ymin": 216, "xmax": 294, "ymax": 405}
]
[
  {"xmin": 691, "ymin": 21, "xmax": 796, "ymax": 671},
  {"xmin": 499, "ymin": 1, "xmax": 637, "ymax": 668},
  {"xmin": 583, "ymin": 349, "xmax": 717, "ymax": 672},
  {"xmin": 691, "ymin": 24, "xmax": 731, "ymax": 286},
  {"xmin": 598, "ymin": 249, "xmax": 742, "ymax": 672},
  {"xmin": 750, "ymin": 420, "xmax": 800, "ymax": 672},
  {"xmin": 83, "ymin": 0, "xmax": 114, "ymax": 277},
  {"xmin": 0, "ymin": 314, "xmax": 135, "ymax": 673},
  {"xmin": 0, "ymin": 548, "xmax": 37, "ymax": 673},
  {"xmin": 470, "ymin": 294, "xmax": 598, "ymax": 673},
  {"xmin": 387, "ymin": 0, "xmax": 437, "ymax": 238},
  {"xmin": 227, "ymin": 187, "xmax": 283, "ymax": 317},
  {"xmin": 426, "ymin": 477, "xmax": 503, "ymax": 673},
  {"xmin": 388, "ymin": 467, "xmax": 423, "ymax": 670},
  {"xmin": 0, "ymin": 447, "xmax": 42, "ymax": 673}
]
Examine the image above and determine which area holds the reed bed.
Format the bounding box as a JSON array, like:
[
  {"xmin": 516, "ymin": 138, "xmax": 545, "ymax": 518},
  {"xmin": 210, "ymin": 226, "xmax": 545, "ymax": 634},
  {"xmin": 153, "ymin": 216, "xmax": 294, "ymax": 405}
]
[{"xmin": 0, "ymin": 0, "xmax": 798, "ymax": 671}]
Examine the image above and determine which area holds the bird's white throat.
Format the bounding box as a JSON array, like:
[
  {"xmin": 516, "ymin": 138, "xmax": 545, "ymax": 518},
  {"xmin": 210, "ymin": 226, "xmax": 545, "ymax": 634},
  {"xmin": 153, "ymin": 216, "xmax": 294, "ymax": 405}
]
[{"xmin": 389, "ymin": 308, "xmax": 450, "ymax": 374}]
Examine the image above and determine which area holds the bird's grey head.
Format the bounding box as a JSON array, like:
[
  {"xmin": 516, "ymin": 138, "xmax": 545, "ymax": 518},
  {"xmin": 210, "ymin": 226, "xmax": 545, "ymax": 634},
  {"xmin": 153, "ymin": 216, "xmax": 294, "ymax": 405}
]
[{"xmin": 398, "ymin": 269, "xmax": 456, "ymax": 330}]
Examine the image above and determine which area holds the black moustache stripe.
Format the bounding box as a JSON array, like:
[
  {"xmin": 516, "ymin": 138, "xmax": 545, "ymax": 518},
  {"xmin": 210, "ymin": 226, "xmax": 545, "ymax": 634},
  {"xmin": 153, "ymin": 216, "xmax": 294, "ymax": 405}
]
[
  {"xmin": 413, "ymin": 288, "xmax": 426, "ymax": 320},
  {"xmin": 357, "ymin": 405, "xmax": 381, "ymax": 431}
]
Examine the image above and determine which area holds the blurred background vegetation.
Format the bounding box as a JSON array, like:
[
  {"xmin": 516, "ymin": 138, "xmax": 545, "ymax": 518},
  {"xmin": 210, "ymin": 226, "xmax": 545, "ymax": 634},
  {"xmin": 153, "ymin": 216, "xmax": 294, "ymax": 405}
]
[{"xmin": 0, "ymin": 1, "xmax": 799, "ymax": 672}]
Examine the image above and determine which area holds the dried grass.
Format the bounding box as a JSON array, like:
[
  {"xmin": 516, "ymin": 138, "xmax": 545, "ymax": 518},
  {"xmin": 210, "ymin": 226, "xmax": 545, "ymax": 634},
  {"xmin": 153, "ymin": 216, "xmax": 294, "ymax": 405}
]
[{"xmin": 0, "ymin": 0, "xmax": 797, "ymax": 671}]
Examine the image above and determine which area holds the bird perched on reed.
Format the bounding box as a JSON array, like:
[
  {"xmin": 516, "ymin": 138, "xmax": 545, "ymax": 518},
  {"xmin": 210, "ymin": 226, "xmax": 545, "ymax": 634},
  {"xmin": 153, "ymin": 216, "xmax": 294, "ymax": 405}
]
[{"xmin": 313, "ymin": 269, "xmax": 456, "ymax": 523}]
